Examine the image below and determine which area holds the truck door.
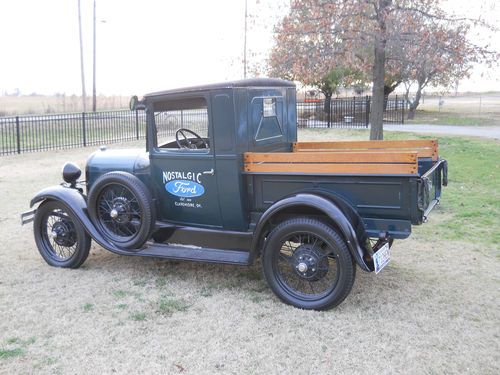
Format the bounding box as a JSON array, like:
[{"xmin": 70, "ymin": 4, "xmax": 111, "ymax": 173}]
[{"xmin": 148, "ymin": 96, "xmax": 222, "ymax": 228}]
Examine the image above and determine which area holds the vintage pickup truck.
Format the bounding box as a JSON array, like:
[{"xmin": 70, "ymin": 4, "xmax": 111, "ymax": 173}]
[{"xmin": 21, "ymin": 78, "xmax": 447, "ymax": 310}]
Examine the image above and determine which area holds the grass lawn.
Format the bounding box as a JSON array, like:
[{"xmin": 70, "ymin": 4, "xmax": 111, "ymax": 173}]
[{"xmin": 0, "ymin": 129, "xmax": 498, "ymax": 374}]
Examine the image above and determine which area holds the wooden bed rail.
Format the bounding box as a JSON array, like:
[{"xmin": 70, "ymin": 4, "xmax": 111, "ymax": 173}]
[
  {"xmin": 292, "ymin": 140, "xmax": 438, "ymax": 161},
  {"xmin": 244, "ymin": 151, "xmax": 419, "ymax": 175}
]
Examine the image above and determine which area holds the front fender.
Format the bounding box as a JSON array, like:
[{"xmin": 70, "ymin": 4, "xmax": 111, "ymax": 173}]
[
  {"xmin": 251, "ymin": 193, "xmax": 372, "ymax": 272},
  {"xmin": 30, "ymin": 185, "xmax": 124, "ymax": 253}
]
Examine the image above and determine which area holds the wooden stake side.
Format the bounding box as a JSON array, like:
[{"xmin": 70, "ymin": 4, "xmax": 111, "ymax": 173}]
[
  {"xmin": 244, "ymin": 151, "xmax": 418, "ymax": 164},
  {"xmin": 293, "ymin": 140, "xmax": 438, "ymax": 161},
  {"xmin": 244, "ymin": 162, "xmax": 418, "ymax": 175}
]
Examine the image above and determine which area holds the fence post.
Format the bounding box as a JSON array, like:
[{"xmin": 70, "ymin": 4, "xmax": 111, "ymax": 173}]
[
  {"xmin": 353, "ymin": 96, "xmax": 356, "ymax": 126},
  {"xmin": 82, "ymin": 112, "xmax": 87, "ymax": 147},
  {"xmin": 402, "ymin": 97, "xmax": 405, "ymax": 124},
  {"xmin": 394, "ymin": 95, "xmax": 398, "ymax": 123},
  {"xmin": 135, "ymin": 109, "xmax": 139, "ymax": 139},
  {"xmin": 15, "ymin": 116, "xmax": 21, "ymax": 154},
  {"xmin": 365, "ymin": 96, "xmax": 370, "ymax": 128}
]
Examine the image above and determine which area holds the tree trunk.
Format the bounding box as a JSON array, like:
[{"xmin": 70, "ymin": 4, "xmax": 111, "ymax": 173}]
[
  {"xmin": 407, "ymin": 83, "xmax": 423, "ymax": 120},
  {"xmin": 369, "ymin": 36, "xmax": 386, "ymax": 140},
  {"xmin": 383, "ymin": 84, "xmax": 396, "ymax": 111}
]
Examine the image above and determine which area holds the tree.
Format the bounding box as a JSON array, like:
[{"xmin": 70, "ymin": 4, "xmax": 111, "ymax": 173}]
[
  {"xmin": 267, "ymin": 0, "xmax": 496, "ymax": 139},
  {"xmin": 401, "ymin": 22, "xmax": 495, "ymax": 118},
  {"xmin": 316, "ymin": 67, "xmax": 366, "ymax": 127}
]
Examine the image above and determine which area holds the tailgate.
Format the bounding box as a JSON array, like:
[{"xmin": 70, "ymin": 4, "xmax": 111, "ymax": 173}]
[{"xmin": 418, "ymin": 158, "xmax": 448, "ymax": 222}]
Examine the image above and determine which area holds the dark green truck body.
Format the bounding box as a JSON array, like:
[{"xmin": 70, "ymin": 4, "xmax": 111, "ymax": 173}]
[{"xmin": 23, "ymin": 78, "xmax": 447, "ymax": 309}]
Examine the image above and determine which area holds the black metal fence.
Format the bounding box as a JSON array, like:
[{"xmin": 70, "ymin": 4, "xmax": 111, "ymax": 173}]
[
  {"xmin": 297, "ymin": 95, "xmax": 405, "ymax": 128},
  {"xmin": 0, "ymin": 96, "xmax": 406, "ymax": 156},
  {"xmin": 0, "ymin": 110, "xmax": 147, "ymax": 155}
]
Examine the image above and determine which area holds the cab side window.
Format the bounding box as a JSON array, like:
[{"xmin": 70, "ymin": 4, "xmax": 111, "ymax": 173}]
[{"xmin": 153, "ymin": 97, "xmax": 209, "ymax": 150}]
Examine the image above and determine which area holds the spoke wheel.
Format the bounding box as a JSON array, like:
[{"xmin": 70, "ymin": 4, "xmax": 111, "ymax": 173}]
[
  {"xmin": 262, "ymin": 218, "xmax": 355, "ymax": 310},
  {"xmin": 88, "ymin": 172, "xmax": 153, "ymax": 250},
  {"xmin": 34, "ymin": 201, "xmax": 90, "ymax": 268},
  {"xmin": 96, "ymin": 183, "xmax": 142, "ymax": 241}
]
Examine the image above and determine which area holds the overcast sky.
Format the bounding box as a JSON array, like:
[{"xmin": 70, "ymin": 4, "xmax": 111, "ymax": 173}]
[{"xmin": 0, "ymin": 0, "xmax": 498, "ymax": 96}]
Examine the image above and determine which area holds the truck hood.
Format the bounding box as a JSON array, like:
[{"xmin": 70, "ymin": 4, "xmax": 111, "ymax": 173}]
[{"xmin": 85, "ymin": 148, "xmax": 150, "ymax": 188}]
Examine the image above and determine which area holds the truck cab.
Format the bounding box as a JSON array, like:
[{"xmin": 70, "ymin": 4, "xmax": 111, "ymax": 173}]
[{"xmin": 144, "ymin": 78, "xmax": 296, "ymax": 231}]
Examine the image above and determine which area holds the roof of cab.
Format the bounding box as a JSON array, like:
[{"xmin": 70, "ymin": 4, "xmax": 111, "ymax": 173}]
[{"xmin": 144, "ymin": 78, "xmax": 295, "ymax": 98}]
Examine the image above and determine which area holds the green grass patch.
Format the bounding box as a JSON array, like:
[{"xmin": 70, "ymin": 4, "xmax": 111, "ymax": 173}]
[
  {"xmin": 155, "ymin": 276, "xmax": 168, "ymax": 288},
  {"xmin": 113, "ymin": 290, "xmax": 128, "ymax": 298},
  {"xmin": 429, "ymin": 136, "xmax": 499, "ymax": 245},
  {"xmin": 83, "ymin": 303, "xmax": 94, "ymax": 312},
  {"xmin": 4, "ymin": 337, "xmax": 36, "ymax": 347},
  {"xmin": 132, "ymin": 278, "xmax": 148, "ymax": 287},
  {"xmin": 112, "ymin": 289, "xmax": 141, "ymax": 299},
  {"xmin": 130, "ymin": 312, "xmax": 147, "ymax": 321},
  {"xmin": 156, "ymin": 298, "xmax": 189, "ymax": 316},
  {"xmin": 0, "ymin": 348, "xmax": 24, "ymax": 359}
]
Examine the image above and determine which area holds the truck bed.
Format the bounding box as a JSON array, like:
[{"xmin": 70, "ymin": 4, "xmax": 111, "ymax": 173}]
[
  {"xmin": 243, "ymin": 140, "xmax": 446, "ymax": 238},
  {"xmin": 244, "ymin": 140, "xmax": 438, "ymax": 176}
]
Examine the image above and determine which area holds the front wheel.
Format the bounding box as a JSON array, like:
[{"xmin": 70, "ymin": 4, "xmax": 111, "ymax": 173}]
[
  {"xmin": 33, "ymin": 200, "xmax": 91, "ymax": 268},
  {"xmin": 262, "ymin": 218, "xmax": 356, "ymax": 310}
]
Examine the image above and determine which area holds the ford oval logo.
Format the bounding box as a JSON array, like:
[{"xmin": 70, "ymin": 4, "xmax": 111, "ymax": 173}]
[{"xmin": 165, "ymin": 180, "xmax": 205, "ymax": 197}]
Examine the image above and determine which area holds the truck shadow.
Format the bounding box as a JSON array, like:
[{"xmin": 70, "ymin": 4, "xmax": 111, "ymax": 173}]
[{"xmin": 86, "ymin": 246, "xmax": 420, "ymax": 312}]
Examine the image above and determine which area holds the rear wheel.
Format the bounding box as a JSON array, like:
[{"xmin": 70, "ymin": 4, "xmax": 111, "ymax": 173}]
[
  {"xmin": 88, "ymin": 172, "xmax": 153, "ymax": 250},
  {"xmin": 262, "ymin": 218, "xmax": 356, "ymax": 310},
  {"xmin": 34, "ymin": 200, "xmax": 90, "ymax": 268}
]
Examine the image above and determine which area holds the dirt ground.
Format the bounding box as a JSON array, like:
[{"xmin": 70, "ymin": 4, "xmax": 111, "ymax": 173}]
[{"xmin": 0, "ymin": 135, "xmax": 499, "ymax": 374}]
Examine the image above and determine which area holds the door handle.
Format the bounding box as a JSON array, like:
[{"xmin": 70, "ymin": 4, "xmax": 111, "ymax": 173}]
[{"xmin": 203, "ymin": 168, "xmax": 215, "ymax": 176}]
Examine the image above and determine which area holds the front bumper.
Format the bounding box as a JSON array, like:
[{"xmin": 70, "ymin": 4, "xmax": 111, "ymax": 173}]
[{"xmin": 21, "ymin": 209, "xmax": 36, "ymax": 225}]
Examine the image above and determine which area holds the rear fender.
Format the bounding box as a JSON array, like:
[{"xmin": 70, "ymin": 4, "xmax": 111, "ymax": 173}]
[
  {"xmin": 251, "ymin": 193, "xmax": 373, "ymax": 272},
  {"xmin": 30, "ymin": 185, "xmax": 124, "ymax": 253}
]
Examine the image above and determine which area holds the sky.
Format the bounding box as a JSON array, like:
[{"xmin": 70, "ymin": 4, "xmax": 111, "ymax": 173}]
[{"xmin": 0, "ymin": 0, "xmax": 498, "ymax": 96}]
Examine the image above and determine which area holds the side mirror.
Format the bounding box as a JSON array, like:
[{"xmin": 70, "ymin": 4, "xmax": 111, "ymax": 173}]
[{"xmin": 129, "ymin": 95, "xmax": 139, "ymax": 110}]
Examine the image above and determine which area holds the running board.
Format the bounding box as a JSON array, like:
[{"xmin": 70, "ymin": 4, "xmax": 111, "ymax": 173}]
[{"xmin": 126, "ymin": 242, "xmax": 251, "ymax": 265}]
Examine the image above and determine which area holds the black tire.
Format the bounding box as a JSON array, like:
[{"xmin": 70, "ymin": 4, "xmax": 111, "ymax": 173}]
[
  {"xmin": 262, "ymin": 218, "xmax": 356, "ymax": 310},
  {"xmin": 88, "ymin": 172, "xmax": 153, "ymax": 249},
  {"xmin": 34, "ymin": 200, "xmax": 91, "ymax": 268}
]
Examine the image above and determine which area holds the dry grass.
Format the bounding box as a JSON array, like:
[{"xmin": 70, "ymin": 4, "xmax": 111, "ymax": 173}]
[
  {"xmin": 0, "ymin": 95, "xmax": 129, "ymax": 116},
  {"xmin": 407, "ymin": 93, "xmax": 500, "ymax": 126},
  {"xmin": 0, "ymin": 131, "xmax": 499, "ymax": 374}
]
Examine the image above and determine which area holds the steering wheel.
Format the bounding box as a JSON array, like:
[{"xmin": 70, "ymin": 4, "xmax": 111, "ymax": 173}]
[{"xmin": 175, "ymin": 128, "xmax": 208, "ymax": 149}]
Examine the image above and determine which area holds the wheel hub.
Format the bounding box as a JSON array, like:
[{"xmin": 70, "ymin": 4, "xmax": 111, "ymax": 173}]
[
  {"xmin": 110, "ymin": 197, "xmax": 130, "ymax": 224},
  {"xmin": 292, "ymin": 244, "xmax": 329, "ymax": 281},
  {"xmin": 51, "ymin": 220, "xmax": 76, "ymax": 247},
  {"xmin": 297, "ymin": 262, "xmax": 308, "ymax": 273}
]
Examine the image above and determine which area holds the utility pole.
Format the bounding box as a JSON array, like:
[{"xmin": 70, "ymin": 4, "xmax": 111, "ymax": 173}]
[
  {"xmin": 243, "ymin": 0, "xmax": 248, "ymax": 79},
  {"xmin": 92, "ymin": 0, "xmax": 97, "ymax": 112},
  {"xmin": 78, "ymin": 0, "xmax": 87, "ymax": 112}
]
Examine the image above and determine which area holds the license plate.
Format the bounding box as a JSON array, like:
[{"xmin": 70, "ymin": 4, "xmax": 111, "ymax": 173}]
[{"xmin": 373, "ymin": 242, "xmax": 391, "ymax": 274}]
